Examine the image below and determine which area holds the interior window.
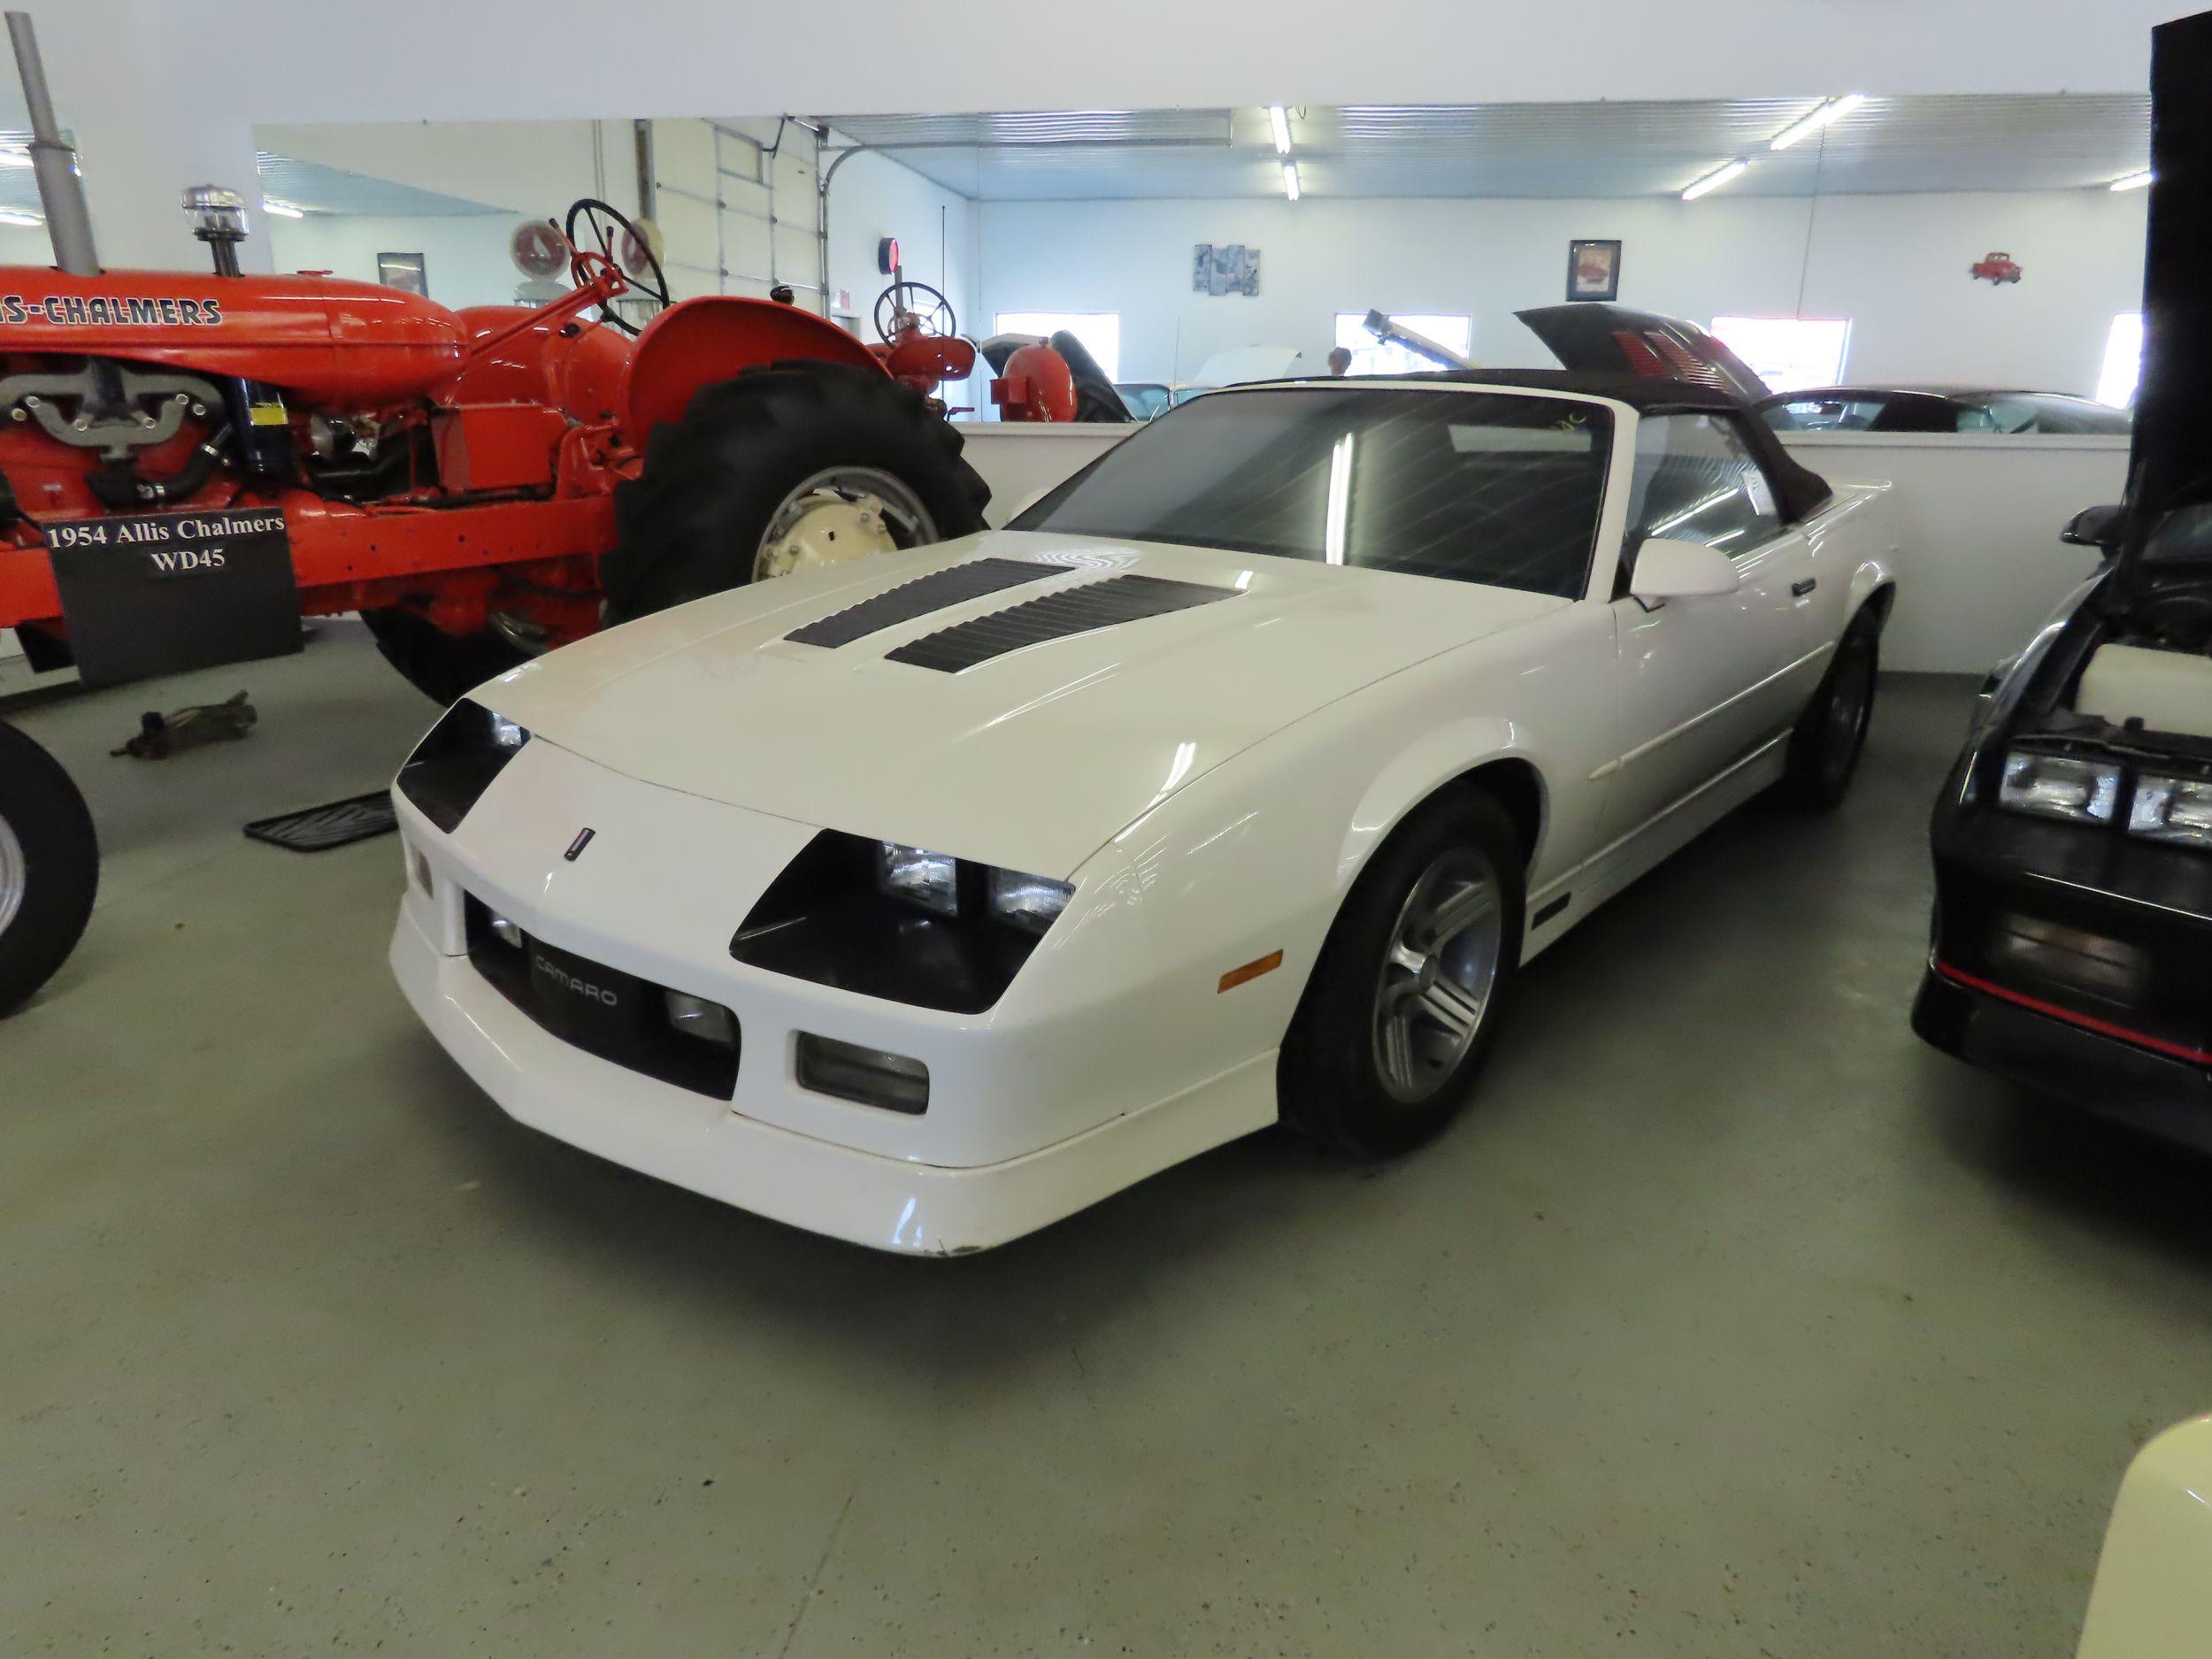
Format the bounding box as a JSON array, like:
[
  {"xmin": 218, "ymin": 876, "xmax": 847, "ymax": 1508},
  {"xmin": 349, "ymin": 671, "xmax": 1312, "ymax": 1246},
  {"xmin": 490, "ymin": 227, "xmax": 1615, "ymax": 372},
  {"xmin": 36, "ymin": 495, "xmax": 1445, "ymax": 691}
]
[
  {"xmin": 994, "ymin": 311, "xmax": 1123, "ymax": 381},
  {"xmin": 1707, "ymin": 316, "xmax": 1853, "ymax": 394},
  {"xmin": 1332, "ymin": 312, "xmax": 1474, "ymax": 377},
  {"xmin": 1623, "ymin": 412, "xmax": 1782, "ymax": 578}
]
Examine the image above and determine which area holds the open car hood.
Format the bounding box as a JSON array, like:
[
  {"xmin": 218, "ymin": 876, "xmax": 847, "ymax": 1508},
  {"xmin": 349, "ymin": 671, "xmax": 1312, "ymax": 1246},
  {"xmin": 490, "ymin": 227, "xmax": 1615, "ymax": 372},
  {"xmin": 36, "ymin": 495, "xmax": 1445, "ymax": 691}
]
[{"xmin": 1516, "ymin": 304, "xmax": 1773, "ymax": 402}]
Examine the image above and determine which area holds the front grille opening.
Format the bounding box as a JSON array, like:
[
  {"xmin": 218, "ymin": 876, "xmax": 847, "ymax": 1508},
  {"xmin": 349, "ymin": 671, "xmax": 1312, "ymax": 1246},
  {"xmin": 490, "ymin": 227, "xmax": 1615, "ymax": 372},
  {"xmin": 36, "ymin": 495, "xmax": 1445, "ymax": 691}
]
[
  {"xmin": 1986, "ymin": 913, "xmax": 2148, "ymax": 1009},
  {"xmin": 464, "ymin": 895, "xmax": 740, "ymax": 1099}
]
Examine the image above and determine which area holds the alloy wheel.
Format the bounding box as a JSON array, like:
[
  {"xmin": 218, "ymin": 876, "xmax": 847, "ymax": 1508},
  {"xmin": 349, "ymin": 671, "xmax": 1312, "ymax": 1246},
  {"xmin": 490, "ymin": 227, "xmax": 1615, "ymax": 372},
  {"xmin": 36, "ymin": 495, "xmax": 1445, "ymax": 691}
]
[
  {"xmin": 0, "ymin": 808, "xmax": 25, "ymax": 938},
  {"xmin": 1370, "ymin": 847, "xmax": 1506, "ymax": 1103}
]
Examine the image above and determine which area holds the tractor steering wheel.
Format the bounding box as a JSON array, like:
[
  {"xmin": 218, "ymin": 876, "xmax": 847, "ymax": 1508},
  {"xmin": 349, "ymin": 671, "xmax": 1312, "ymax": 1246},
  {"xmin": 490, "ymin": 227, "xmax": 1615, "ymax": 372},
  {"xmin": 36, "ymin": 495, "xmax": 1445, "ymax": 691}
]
[
  {"xmin": 564, "ymin": 198, "xmax": 672, "ymax": 336},
  {"xmin": 873, "ymin": 279, "xmax": 956, "ymax": 344}
]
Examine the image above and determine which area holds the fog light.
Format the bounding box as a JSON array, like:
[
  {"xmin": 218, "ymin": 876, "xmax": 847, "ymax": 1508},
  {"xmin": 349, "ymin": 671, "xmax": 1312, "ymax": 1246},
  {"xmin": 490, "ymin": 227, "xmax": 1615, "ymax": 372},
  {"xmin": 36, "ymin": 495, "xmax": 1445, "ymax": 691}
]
[
  {"xmin": 665, "ymin": 990, "xmax": 737, "ymax": 1048},
  {"xmin": 488, "ymin": 913, "xmax": 524, "ymax": 949},
  {"xmin": 795, "ymin": 1033, "xmax": 930, "ymax": 1114}
]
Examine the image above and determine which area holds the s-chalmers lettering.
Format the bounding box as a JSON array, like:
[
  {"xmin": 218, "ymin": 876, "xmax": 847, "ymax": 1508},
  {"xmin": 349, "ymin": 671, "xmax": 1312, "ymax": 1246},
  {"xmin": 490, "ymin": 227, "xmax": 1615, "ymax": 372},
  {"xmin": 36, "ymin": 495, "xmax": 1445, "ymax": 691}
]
[{"xmin": 0, "ymin": 292, "xmax": 225, "ymax": 326}]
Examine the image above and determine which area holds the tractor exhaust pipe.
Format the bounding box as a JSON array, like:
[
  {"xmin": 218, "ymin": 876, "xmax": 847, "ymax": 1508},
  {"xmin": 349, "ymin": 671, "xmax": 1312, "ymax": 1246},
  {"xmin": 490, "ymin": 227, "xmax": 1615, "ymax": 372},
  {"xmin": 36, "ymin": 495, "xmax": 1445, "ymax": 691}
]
[{"xmin": 5, "ymin": 10, "xmax": 99, "ymax": 276}]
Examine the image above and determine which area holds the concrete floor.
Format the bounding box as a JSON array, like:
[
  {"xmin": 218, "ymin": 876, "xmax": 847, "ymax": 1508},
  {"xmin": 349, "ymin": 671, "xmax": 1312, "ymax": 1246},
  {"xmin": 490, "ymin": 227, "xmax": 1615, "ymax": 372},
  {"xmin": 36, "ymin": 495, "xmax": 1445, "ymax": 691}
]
[{"xmin": 7, "ymin": 627, "xmax": 2212, "ymax": 1656}]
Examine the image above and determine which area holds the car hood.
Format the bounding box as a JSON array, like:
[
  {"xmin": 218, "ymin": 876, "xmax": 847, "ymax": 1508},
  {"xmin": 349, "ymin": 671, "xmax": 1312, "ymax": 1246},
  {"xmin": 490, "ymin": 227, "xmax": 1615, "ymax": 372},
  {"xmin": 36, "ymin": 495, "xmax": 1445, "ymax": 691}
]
[{"xmin": 479, "ymin": 531, "xmax": 1567, "ymax": 877}]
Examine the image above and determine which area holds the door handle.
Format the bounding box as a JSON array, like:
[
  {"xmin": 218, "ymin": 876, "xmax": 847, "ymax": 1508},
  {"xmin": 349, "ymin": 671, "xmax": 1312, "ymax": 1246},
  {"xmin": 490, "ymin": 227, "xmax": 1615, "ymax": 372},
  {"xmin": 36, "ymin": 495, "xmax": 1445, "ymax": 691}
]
[{"xmin": 1791, "ymin": 577, "xmax": 1817, "ymax": 597}]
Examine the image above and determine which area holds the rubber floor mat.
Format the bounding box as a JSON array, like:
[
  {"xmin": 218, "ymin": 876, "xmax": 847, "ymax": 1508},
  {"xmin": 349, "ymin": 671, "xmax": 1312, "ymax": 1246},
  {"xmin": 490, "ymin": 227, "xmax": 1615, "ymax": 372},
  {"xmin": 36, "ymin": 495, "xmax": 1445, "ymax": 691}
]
[{"xmin": 243, "ymin": 790, "xmax": 397, "ymax": 852}]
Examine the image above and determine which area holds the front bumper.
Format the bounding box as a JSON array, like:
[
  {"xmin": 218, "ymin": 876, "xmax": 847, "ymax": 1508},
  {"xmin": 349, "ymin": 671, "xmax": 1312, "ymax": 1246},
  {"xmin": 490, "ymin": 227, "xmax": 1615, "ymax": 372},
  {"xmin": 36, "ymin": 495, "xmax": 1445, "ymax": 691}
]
[
  {"xmin": 1912, "ymin": 963, "xmax": 2212, "ymax": 1152},
  {"xmin": 390, "ymin": 902, "xmax": 1271, "ymax": 1257}
]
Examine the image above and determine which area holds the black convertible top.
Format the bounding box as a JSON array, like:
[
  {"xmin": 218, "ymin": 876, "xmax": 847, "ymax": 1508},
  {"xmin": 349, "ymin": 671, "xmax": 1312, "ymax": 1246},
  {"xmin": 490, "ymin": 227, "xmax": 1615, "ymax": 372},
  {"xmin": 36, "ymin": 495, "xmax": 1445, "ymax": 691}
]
[{"xmin": 1274, "ymin": 367, "xmax": 1838, "ymax": 526}]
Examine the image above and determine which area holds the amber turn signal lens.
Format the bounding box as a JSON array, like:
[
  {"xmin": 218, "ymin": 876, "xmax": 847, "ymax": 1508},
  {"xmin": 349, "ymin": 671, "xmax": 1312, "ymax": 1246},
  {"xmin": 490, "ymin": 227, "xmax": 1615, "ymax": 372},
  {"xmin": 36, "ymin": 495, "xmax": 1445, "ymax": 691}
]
[{"xmin": 1217, "ymin": 949, "xmax": 1283, "ymax": 993}]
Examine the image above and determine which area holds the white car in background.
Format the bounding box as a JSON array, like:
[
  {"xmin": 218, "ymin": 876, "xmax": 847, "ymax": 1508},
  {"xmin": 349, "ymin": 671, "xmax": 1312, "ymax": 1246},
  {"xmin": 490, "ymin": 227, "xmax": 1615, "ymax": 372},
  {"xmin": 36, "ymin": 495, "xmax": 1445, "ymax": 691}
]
[{"xmin": 390, "ymin": 349, "xmax": 1896, "ymax": 1254}]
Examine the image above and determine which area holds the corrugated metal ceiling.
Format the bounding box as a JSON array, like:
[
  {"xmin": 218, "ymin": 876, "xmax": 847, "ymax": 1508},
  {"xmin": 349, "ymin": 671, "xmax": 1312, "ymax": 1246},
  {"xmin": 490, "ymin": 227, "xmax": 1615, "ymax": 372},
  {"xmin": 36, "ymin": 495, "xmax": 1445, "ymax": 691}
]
[{"xmin": 822, "ymin": 95, "xmax": 2152, "ymax": 201}]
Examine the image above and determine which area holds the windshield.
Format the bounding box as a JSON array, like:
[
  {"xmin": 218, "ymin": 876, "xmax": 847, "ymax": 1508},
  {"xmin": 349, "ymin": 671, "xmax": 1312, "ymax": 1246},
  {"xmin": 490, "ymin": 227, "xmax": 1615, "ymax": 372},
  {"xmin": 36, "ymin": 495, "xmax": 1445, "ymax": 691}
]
[{"xmin": 1012, "ymin": 386, "xmax": 1614, "ymax": 599}]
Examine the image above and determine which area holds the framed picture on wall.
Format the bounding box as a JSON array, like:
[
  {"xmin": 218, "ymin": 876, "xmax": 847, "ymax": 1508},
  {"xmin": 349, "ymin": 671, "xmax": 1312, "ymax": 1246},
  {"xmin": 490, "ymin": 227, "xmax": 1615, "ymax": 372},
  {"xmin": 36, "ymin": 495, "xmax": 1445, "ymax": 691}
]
[
  {"xmin": 1565, "ymin": 239, "xmax": 1622, "ymax": 303},
  {"xmin": 1192, "ymin": 243, "xmax": 1263, "ymax": 297},
  {"xmin": 377, "ymin": 251, "xmax": 428, "ymax": 296}
]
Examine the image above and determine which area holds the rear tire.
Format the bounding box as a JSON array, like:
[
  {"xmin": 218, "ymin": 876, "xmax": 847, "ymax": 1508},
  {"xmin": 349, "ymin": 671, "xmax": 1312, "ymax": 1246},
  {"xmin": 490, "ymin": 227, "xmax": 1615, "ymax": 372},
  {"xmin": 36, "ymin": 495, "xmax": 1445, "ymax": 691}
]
[
  {"xmin": 1780, "ymin": 608, "xmax": 1881, "ymax": 809},
  {"xmin": 0, "ymin": 721, "xmax": 98, "ymax": 1016},
  {"xmin": 359, "ymin": 607, "xmax": 529, "ymax": 707},
  {"xmin": 603, "ymin": 358, "xmax": 990, "ymax": 624},
  {"xmin": 1279, "ymin": 790, "xmax": 1525, "ymax": 1156}
]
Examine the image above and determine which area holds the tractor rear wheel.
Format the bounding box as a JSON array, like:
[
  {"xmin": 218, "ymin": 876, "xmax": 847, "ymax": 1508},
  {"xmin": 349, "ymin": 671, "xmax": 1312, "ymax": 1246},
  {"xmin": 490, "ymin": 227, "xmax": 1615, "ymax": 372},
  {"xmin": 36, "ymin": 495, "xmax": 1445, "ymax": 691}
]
[
  {"xmin": 0, "ymin": 720, "xmax": 98, "ymax": 1016},
  {"xmin": 603, "ymin": 358, "xmax": 990, "ymax": 624},
  {"xmin": 359, "ymin": 606, "xmax": 530, "ymax": 707}
]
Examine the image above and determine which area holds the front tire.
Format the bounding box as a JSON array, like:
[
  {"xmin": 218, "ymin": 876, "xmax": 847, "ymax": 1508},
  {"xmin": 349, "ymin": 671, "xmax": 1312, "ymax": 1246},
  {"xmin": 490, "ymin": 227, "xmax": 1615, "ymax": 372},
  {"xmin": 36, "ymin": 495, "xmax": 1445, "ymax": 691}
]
[
  {"xmin": 603, "ymin": 358, "xmax": 990, "ymax": 624},
  {"xmin": 0, "ymin": 721, "xmax": 98, "ymax": 1015},
  {"xmin": 1279, "ymin": 790, "xmax": 1525, "ymax": 1156},
  {"xmin": 1780, "ymin": 608, "xmax": 1880, "ymax": 809}
]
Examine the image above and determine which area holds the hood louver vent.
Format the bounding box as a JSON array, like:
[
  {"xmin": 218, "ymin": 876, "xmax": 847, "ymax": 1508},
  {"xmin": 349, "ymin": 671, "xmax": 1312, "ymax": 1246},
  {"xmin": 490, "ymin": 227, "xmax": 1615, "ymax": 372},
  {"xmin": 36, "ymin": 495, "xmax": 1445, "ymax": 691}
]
[
  {"xmin": 885, "ymin": 573, "xmax": 1239, "ymax": 673},
  {"xmin": 785, "ymin": 557, "xmax": 1072, "ymax": 649}
]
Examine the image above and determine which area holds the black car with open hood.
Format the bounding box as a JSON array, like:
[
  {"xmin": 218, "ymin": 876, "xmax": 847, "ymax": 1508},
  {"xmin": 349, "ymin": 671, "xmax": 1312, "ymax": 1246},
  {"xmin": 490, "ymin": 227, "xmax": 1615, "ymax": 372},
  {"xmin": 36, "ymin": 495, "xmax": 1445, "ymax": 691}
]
[{"xmin": 1912, "ymin": 8, "xmax": 2212, "ymax": 1146}]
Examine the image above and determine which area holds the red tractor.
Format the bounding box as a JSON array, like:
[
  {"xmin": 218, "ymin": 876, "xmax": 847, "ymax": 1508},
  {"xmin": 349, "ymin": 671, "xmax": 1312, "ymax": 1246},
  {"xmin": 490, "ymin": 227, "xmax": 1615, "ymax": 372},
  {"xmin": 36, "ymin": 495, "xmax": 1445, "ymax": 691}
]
[{"xmin": 0, "ymin": 27, "xmax": 992, "ymax": 1011}]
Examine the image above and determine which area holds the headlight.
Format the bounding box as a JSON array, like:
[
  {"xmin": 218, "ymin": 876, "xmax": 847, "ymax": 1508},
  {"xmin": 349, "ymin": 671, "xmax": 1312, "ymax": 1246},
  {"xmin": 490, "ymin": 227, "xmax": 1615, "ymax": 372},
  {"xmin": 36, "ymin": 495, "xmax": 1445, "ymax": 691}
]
[
  {"xmin": 1997, "ymin": 750, "xmax": 2120, "ymax": 824},
  {"xmin": 986, "ymin": 865, "xmax": 1076, "ymax": 934},
  {"xmin": 877, "ymin": 843, "xmax": 959, "ymax": 917},
  {"xmin": 2128, "ymin": 772, "xmax": 2212, "ymax": 848},
  {"xmin": 396, "ymin": 698, "xmax": 531, "ymax": 833},
  {"xmin": 875, "ymin": 841, "xmax": 1072, "ymax": 934},
  {"xmin": 735, "ymin": 833, "xmax": 1076, "ymax": 1013}
]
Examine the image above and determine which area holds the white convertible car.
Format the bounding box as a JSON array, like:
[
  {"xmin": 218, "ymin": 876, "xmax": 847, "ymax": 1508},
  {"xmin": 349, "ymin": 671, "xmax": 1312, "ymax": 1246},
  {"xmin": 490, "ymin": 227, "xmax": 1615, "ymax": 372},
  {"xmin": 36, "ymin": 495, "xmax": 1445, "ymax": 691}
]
[{"xmin": 390, "ymin": 353, "xmax": 1897, "ymax": 1253}]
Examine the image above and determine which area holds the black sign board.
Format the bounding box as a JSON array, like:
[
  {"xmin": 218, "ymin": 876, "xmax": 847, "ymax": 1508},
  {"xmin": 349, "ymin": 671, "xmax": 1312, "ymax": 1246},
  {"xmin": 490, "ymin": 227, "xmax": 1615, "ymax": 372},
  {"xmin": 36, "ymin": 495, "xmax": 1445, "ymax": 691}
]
[{"xmin": 44, "ymin": 506, "xmax": 301, "ymax": 689}]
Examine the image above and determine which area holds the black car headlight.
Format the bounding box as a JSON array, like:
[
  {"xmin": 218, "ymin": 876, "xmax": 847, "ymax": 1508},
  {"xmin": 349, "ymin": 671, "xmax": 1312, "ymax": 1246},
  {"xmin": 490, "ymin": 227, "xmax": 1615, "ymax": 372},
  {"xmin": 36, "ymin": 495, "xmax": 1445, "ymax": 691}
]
[
  {"xmin": 1996, "ymin": 749, "xmax": 2120, "ymax": 826},
  {"xmin": 733, "ymin": 832, "xmax": 1075, "ymax": 1014},
  {"xmin": 396, "ymin": 698, "xmax": 530, "ymax": 833},
  {"xmin": 2128, "ymin": 772, "xmax": 2212, "ymax": 849}
]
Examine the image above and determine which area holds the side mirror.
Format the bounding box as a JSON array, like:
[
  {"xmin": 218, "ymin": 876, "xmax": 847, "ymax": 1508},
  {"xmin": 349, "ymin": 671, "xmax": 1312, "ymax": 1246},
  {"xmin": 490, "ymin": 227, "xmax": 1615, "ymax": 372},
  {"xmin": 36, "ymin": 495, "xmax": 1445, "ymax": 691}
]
[
  {"xmin": 1628, "ymin": 537, "xmax": 1741, "ymax": 602},
  {"xmin": 2061, "ymin": 503, "xmax": 2126, "ymax": 549}
]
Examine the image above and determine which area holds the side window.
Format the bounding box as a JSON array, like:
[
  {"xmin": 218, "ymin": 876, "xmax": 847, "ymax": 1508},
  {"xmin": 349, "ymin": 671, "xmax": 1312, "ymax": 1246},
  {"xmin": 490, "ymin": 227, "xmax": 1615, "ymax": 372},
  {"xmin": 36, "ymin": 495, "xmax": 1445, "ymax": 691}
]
[
  {"xmin": 1623, "ymin": 413, "xmax": 1783, "ymax": 581},
  {"xmin": 1972, "ymin": 397, "xmax": 2039, "ymax": 434},
  {"xmin": 1769, "ymin": 396, "xmax": 1883, "ymax": 432}
]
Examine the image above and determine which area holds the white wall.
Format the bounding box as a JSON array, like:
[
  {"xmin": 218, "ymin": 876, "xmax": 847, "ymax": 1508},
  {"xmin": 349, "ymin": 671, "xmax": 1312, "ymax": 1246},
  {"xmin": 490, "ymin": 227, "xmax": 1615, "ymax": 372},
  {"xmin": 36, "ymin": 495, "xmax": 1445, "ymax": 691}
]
[
  {"xmin": 250, "ymin": 117, "xmax": 972, "ymax": 330},
  {"xmin": 262, "ymin": 215, "xmax": 523, "ymax": 309},
  {"xmin": 979, "ymin": 188, "xmax": 2149, "ymax": 395},
  {"xmin": 823, "ymin": 142, "xmax": 979, "ymax": 344},
  {"xmin": 1780, "ymin": 432, "xmax": 2129, "ymax": 672}
]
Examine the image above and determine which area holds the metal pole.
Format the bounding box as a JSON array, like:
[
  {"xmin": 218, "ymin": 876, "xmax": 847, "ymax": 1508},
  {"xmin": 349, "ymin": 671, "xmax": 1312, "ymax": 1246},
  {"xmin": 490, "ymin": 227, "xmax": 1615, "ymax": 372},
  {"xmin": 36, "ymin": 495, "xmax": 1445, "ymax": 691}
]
[
  {"xmin": 633, "ymin": 119, "xmax": 657, "ymax": 221},
  {"xmin": 4, "ymin": 11, "xmax": 99, "ymax": 274}
]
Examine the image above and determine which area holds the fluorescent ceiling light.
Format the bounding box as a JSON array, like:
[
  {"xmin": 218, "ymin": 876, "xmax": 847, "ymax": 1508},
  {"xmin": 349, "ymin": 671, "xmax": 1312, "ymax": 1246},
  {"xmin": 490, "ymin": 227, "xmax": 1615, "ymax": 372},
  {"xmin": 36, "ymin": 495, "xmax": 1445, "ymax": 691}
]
[
  {"xmin": 1267, "ymin": 105, "xmax": 1292, "ymax": 156},
  {"xmin": 0, "ymin": 148, "xmax": 31, "ymax": 169},
  {"xmin": 0, "ymin": 208, "xmax": 42, "ymax": 227},
  {"xmin": 1282, "ymin": 160, "xmax": 1301, "ymax": 202},
  {"xmin": 261, "ymin": 197, "xmax": 305, "ymax": 218},
  {"xmin": 1770, "ymin": 94, "xmax": 1868, "ymax": 150},
  {"xmin": 2110, "ymin": 169, "xmax": 2153, "ymax": 192},
  {"xmin": 1681, "ymin": 159, "xmax": 1747, "ymax": 202}
]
